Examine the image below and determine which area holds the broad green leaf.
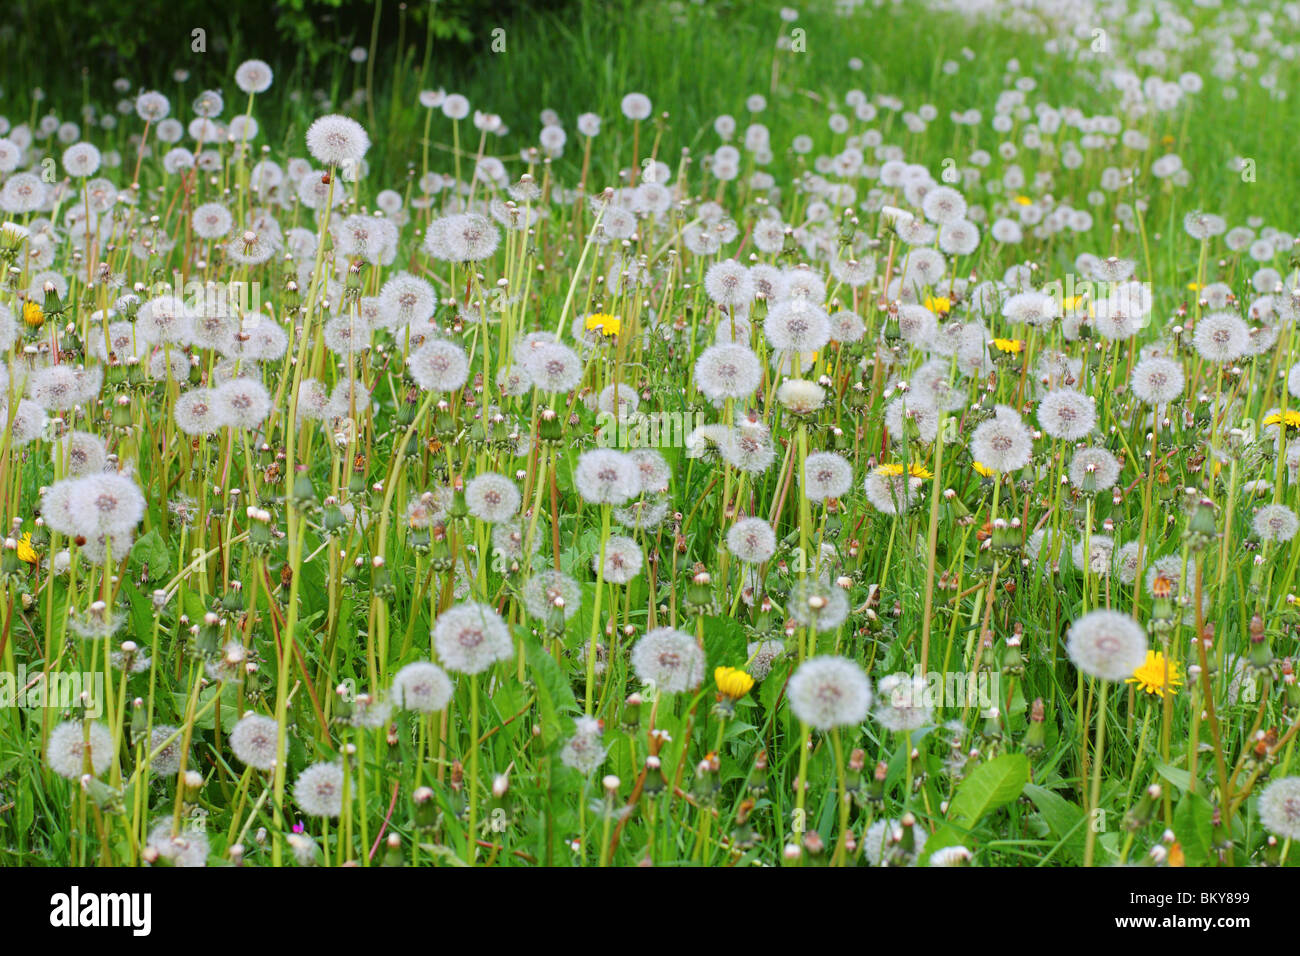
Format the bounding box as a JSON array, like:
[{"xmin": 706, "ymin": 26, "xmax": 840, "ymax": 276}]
[
  {"xmin": 1174, "ymin": 791, "xmax": 1214, "ymax": 867},
  {"xmin": 947, "ymin": 752, "xmax": 1030, "ymax": 830}
]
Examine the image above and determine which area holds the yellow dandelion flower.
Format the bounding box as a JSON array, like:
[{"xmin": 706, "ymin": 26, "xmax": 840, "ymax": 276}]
[
  {"xmin": 1263, "ymin": 410, "xmax": 1300, "ymax": 433},
  {"xmin": 873, "ymin": 463, "xmax": 905, "ymax": 478},
  {"xmin": 584, "ymin": 313, "xmax": 621, "ymax": 337},
  {"xmin": 908, "ymin": 463, "xmax": 933, "ymax": 479},
  {"xmin": 715, "ymin": 666, "xmax": 755, "ymax": 700},
  {"xmin": 972, "ymin": 461, "xmax": 994, "ymax": 478},
  {"xmin": 16, "ymin": 532, "xmax": 38, "ymax": 565},
  {"xmin": 1186, "ymin": 282, "xmax": 1201, "ymax": 291},
  {"xmin": 991, "ymin": 337, "xmax": 1024, "ymax": 354},
  {"xmin": 21, "ymin": 301, "xmax": 44, "ymax": 328},
  {"xmin": 1014, "ymin": 195, "xmax": 1033, "ymax": 206},
  {"xmin": 923, "ymin": 295, "xmax": 951, "ymax": 315},
  {"xmin": 1126, "ymin": 650, "xmax": 1182, "ymax": 698}
]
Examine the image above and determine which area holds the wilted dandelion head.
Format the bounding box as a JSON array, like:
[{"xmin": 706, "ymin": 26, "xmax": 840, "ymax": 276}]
[
  {"xmin": 574, "ymin": 449, "xmax": 640, "ymax": 505},
  {"xmin": 560, "ymin": 715, "xmax": 607, "ymax": 774},
  {"xmin": 801, "ymin": 451, "xmax": 853, "ymax": 502},
  {"xmin": 521, "ymin": 341, "xmax": 582, "ymax": 393},
  {"xmin": 969, "ymin": 405, "xmax": 1033, "ymax": 473},
  {"xmin": 631, "ymin": 627, "xmax": 706, "ymax": 694},
  {"xmin": 175, "ymin": 388, "xmax": 222, "ymax": 436},
  {"xmin": 628, "ymin": 448, "xmax": 671, "ymax": 494},
  {"xmin": 1253, "ymin": 503, "xmax": 1298, "ymax": 542},
  {"xmin": 305, "ymin": 114, "xmax": 370, "ymax": 169},
  {"xmin": 1258, "ymin": 776, "xmax": 1300, "ymax": 840},
  {"xmin": 148, "ymin": 725, "xmax": 185, "ymax": 777},
  {"xmin": 46, "ymin": 720, "xmax": 113, "ymax": 779},
  {"xmin": 788, "ymin": 579, "xmax": 850, "ymax": 632},
  {"xmin": 1066, "ymin": 609, "xmax": 1148, "ymax": 681},
  {"xmin": 1130, "ymin": 356, "xmax": 1184, "ymax": 405},
  {"xmin": 230, "ymin": 713, "xmax": 279, "ymax": 770},
  {"xmin": 695, "ymin": 343, "xmax": 761, "ymax": 401},
  {"xmin": 521, "ymin": 569, "xmax": 581, "ymax": 621},
  {"xmin": 776, "ymin": 378, "xmax": 825, "ymax": 414},
  {"xmin": 621, "ymin": 92, "xmax": 652, "ymax": 120},
  {"xmin": 596, "ymin": 535, "xmax": 643, "ymax": 584},
  {"xmin": 71, "ymin": 472, "xmax": 147, "ymax": 537},
  {"xmin": 765, "ymin": 299, "xmax": 831, "ymax": 353},
  {"xmin": 874, "ymin": 673, "xmax": 933, "ymax": 732},
  {"xmin": 864, "ymin": 464, "xmax": 922, "ymax": 515},
  {"xmin": 57, "ymin": 430, "xmax": 108, "ymax": 477},
  {"xmin": 408, "ymin": 339, "xmax": 469, "ymax": 392},
  {"xmin": 884, "ymin": 395, "xmax": 939, "ymax": 445},
  {"xmin": 745, "ymin": 639, "xmax": 785, "ymax": 681},
  {"xmin": 787, "ymin": 655, "xmax": 872, "ymax": 730},
  {"xmin": 1192, "ymin": 311, "xmax": 1250, "ymax": 363},
  {"xmin": 213, "ymin": 378, "xmax": 272, "ymax": 430},
  {"xmin": 727, "ymin": 517, "xmax": 777, "ymax": 564},
  {"xmin": 146, "ymin": 821, "xmax": 209, "ymax": 867},
  {"xmin": 465, "ymin": 472, "xmax": 521, "ymax": 523},
  {"xmin": 703, "ymin": 259, "xmax": 754, "ymax": 307},
  {"xmin": 720, "ymin": 424, "xmax": 776, "ymax": 475},
  {"xmin": 1037, "ymin": 388, "xmax": 1096, "ymax": 441},
  {"xmin": 390, "ymin": 661, "xmax": 454, "ymax": 713},
  {"xmin": 432, "ymin": 602, "xmax": 513, "ymax": 674},
  {"xmin": 293, "ymin": 761, "xmax": 346, "ymax": 818},
  {"xmin": 234, "ymin": 59, "xmax": 274, "ymax": 94},
  {"xmin": 1068, "ymin": 446, "xmax": 1121, "ymax": 493}
]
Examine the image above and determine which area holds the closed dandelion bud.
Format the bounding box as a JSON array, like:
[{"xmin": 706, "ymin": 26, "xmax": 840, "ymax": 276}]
[
  {"xmin": 1001, "ymin": 631, "xmax": 1024, "ymax": 676},
  {"xmin": 1248, "ymin": 614, "xmax": 1274, "ymax": 676},
  {"xmin": 220, "ymin": 587, "xmax": 245, "ymax": 613},
  {"xmin": 395, "ymin": 389, "xmax": 419, "ymax": 427},
  {"xmin": 1283, "ymin": 660, "xmax": 1300, "ymax": 709},
  {"xmin": 428, "ymin": 524, "xmax": 454, "ymax": 571},
  {"xmin": 692, "ymin": 752, "xmax": 721, "ymax": 806},
  {"xmin": 980, "ymin": 707, "xmax": 1002, "ymax": 741},
  {"xmin": 81, "ymin": 775, "xmax": 123, "ymax": 812},
  {"xmin": 643, "ymin": 755, "xmax": 667, "ymax": 797},
  {"xmin": 448, "ymin": 487, "xmax": 468, "ymax": 520},
  {"xmin": 620, "ymin": 692, "xmax": 642, "ymax": 731},
  {"xmin": 538, "ymin": 408, "xmax": 564, "ymax": 443},
  {"xmin": 859, "ymin": 760, "xmax": 887, "ymax": 807},
  {"xmin": 731, "ymin": 798, "xmax": 758, "ymax": 849},
  {"xmin": 322, "ymin": 503, "xmax": 347, "ymax": 534},
  {"xmin": 195, "ymin": 617, "xmax": 222, "ymax": 658},
  {"xmin": 130, "ymin": 697, "xmax": 148, "ymax": 742},
  {"xmin": 684, "ymin": 568, "xmax": 717, "ymax": 615},
  {"xmin": 292, "ymin": 467, "xmax": 317, "ymax": 506},
  {"xmin": 1186, "ymin": 496, "xmax": 1218, "ymax": 545},
  {"xmin": 1263, "ymin": 834, "xmax": 1282, "ymax": 867},
  {"xmin": 991, "ymin": 518, "xmax": 1019, "ymax": 553},
  {"xmin": 42, "ymin": 281, "xmax": 63, "ymax": 317},
  {"xmin": 1024, "ymin": 697, "xmax": 1047, "ymax": 754},
  {"xmin": 382, "ymin": 832, "xmax": 404, "ymax": 866},
  {"xmin": 747, "ymin": 749, "xmax": 769, "ymax": 797},
  {"xmin": 371, "ymin": 556, "xmax": 394, "ymax": 598},
  {"xmin": 413, "ymin": 786, "xmax": 438, "ymax": 829},
  {"xmin": 1125, "ymin": 783, "xmax": 1162, "ymax": 831},
  {"xmin": 887, "ymin": 812, "xmax": 916, "ymax": 866},
  {"xmin": 108, "ymin": 395, "xmax": 134, "ymax": 429},
  {"xmin": 845, "ymin": 747, "xmax": 866, "ymax": 797},
  {"xmin": 1211, "ymin": 806, "xmax": 1232, "ymax": 851}
]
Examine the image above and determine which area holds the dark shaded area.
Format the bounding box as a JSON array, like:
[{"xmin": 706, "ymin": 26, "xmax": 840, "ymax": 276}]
[{"xmin": 5, "ymin": 0, "xmax": 568, "ymax": 90}]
